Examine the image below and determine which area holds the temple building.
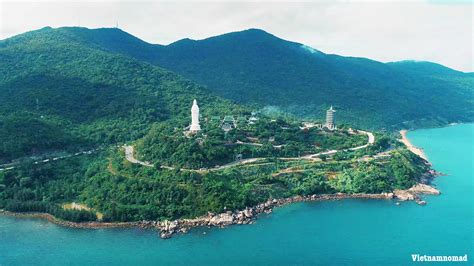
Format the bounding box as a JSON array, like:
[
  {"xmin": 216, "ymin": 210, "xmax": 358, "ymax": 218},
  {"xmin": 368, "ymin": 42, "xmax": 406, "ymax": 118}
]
[
  {"xmin": 221, "ymin": 115, "xmax": 236, "ymax": 132},
  {"xmin": 325, "ymin": 106, "xmax": 336, "ymax": 130},
  {"xmin": 190, "ymin": 99, "xmax": 201, "ymax": 132}
]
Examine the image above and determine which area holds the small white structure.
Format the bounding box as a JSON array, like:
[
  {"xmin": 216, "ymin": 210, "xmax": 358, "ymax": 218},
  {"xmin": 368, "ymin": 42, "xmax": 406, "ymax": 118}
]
[
  {"xmin": 325, "ymin": 106, "xmax": 336, "ymax": 130},
  {"xmin": 249, "ymin": 116, "xmax": 259, "ymax": 125},
  {"xmin": 190, "ymin": 99, "xmax": 201, "ymax": 132}
]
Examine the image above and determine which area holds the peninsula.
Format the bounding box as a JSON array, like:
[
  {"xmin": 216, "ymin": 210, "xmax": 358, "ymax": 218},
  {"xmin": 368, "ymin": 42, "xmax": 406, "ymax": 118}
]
[{"xmin": 0, "ymin": 99, "xmax": 440, "ymax": 238}]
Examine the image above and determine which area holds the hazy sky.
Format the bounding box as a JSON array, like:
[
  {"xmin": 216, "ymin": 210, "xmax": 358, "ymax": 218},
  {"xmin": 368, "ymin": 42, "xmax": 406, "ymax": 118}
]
[{"xmin": 1, "ymin": 0, "xmax": 472, "ymax": 72}]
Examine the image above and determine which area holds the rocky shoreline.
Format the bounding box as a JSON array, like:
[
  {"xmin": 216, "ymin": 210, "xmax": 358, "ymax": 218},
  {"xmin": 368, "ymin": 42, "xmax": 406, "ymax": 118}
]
[
  {"xmin": 154, "ymin": 193, "xmax": 394, "ymax": 239},
  {"xmin": 0, "ymin": 183, "xmax": 441, "ymax": 239}
]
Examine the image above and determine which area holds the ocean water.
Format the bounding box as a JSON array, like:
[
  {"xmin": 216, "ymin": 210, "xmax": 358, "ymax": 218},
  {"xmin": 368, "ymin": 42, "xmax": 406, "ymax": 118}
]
[{"xmin": 1, "ymin": 124, "xmax": 473, "ymax": 265}]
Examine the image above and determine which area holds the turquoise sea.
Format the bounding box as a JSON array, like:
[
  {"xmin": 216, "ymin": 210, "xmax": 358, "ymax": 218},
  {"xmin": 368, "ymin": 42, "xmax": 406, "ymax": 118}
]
[{"xmin": 1, "ymin": 124, "xmax": 473, "ymax": 265}]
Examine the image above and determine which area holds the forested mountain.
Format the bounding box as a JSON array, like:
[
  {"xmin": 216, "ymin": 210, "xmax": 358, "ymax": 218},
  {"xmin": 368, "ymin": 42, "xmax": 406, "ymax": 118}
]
[
  {"xmin": 58, "ymin": 27, "xmax": 473, "ymax": 130},
  {"xmin": 0, "ymin": 27, "xmax": 244, "ymax": 162},
  {"xmin": 1, "ymin": 26, "xmax": 472, "ymax": 160}
]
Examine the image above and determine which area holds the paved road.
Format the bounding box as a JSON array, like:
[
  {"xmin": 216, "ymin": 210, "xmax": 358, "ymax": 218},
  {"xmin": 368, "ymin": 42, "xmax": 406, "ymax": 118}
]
[
  {"xmin": 124, "ymin": 145, "xmax": 153, "ymax": 167},
  {"xmin": 348, "ymin": 130, "xmax": 375, "ymax": 150},
  {"xmin": 0, "ymin": 147, "xmax": 107, "ymax": 172},
  {"xmin": 123, "ymin": 145, "xmax": 260, "ymax": 172},
  {"xmin": 235, "ymin": 140, "xmax": 285, "ymax": 149}
]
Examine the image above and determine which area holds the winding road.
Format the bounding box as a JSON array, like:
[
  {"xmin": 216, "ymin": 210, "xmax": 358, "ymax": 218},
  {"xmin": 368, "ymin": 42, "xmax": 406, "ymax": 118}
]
[
  {"xmin": 124, "ymin": 145, "xmax": 153, "ymax": 167},
  {"xmin": 0, "ymin": 130, "xmax": 375, "ymax": 174}
]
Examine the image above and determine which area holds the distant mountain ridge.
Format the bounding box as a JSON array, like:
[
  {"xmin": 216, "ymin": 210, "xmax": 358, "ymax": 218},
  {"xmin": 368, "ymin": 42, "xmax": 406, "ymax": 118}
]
[
  {"xmin": 37, "ymin": 26, "xmax": 472, "ymax": 130},
  {"xmin": 1, "ymin": 27, "xmax": 473, "ymax": 132}
]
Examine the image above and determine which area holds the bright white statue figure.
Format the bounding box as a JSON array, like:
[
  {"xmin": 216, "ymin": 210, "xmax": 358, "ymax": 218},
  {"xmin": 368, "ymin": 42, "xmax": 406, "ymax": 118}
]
[{"xmin": 190, "ymin": 99, "xmax": 201, "ymax": 132}]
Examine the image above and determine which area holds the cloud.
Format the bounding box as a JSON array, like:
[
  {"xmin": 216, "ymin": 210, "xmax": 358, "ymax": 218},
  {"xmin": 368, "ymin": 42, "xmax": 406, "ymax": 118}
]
[{"xmin": 1, "ymin": 1, "xmax": 472, "ymax": 72}]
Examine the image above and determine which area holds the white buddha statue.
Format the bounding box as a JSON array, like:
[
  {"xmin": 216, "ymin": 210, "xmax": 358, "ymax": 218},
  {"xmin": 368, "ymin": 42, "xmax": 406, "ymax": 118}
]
[{"xmin": 190, "ymin": 99, "xmax": 201, "ymax": 132}]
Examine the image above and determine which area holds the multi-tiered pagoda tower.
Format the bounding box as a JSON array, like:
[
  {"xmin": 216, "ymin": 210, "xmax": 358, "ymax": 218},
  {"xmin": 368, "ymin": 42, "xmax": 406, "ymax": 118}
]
[{"xmin": 325, "ymin": 106, "xmax": 336, "ymax": 130}]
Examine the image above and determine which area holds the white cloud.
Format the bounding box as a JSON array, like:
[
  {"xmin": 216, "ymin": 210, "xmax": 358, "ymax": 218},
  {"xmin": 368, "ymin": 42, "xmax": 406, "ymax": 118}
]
[{"xmin": 1, "ymin": 0, "xmax": 472, "ymax": 72}]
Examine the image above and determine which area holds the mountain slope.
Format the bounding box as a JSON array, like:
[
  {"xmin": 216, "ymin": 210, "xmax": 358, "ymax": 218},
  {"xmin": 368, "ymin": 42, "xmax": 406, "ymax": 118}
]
[
  {"xmin": 0, "ymin": 27, "xmax": 244, "ymax": 162},
  {"xmin": 60, "ymin": 27, "xmax": 473, "ymax": 130}
]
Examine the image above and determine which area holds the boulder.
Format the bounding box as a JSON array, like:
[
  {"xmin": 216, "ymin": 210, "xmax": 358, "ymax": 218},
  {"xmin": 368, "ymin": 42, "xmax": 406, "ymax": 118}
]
[
  {"xmin": 243, "ymin": 208, "xmax": 253, "ymax": 218},
  {"xmin": 408, "ymin": 183, "xmax": 440, "ymax": 195},
  {"xmin": 209, "ymin": 213, "xmax": 234, "ymax": 226},
  {"xmin": 393, "ymin": 190, "xmax": 416, "ymax": 201},
  {"xmin": 417, "ymin": 200, "xmax": 427, "ymax": 206},
  {"xmin": 160, "ymin": 231, "xmax": 172, "ymax": 239},
  {"xmin": 168, "ymin": 220, "xmax": 178, "ymax": 231},
  {"xmin": 161, "ymin": 220, "xmax": 170, "ymax": 230}
]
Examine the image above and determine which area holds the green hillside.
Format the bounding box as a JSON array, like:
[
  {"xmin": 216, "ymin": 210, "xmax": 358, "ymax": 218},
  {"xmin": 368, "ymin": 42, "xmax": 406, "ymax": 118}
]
[
  {"xmin": 60, "ymin": 27, "xmax": 473, "ymax": 130},
  {"xmin": 0, "ymin": 27, "xmax": 244, "ymax": 162}
]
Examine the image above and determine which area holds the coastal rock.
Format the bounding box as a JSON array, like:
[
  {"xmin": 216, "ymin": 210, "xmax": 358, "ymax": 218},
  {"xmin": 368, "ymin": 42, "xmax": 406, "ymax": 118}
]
[
  {"xmin": 393, "ymin": 190, "xmax": 416, "ymax": 201},
  {"xmin": 393, "ymin": 183, "xmax": 441, "ymax": 202},
  {"xmin": 209, "ymin": 213, "xmax": 234, "ymax": 226},
  {"xmin": 408, "ymin": 183, "xmax": 440, "ymax": 195},
  {"xmin": 243, "ymin": 208, "xmax": 254, "ymax": 218},
  {"xmin": 160, "ymin": 231, "xmax": 172, "ymax": 239},
  {"xmin": 168, "ymin": 220, "xmax": 178, "ymax": 231},
  {"xmin": 416, "ymin": 200, "xmax": 427, "ymax": 205}
]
